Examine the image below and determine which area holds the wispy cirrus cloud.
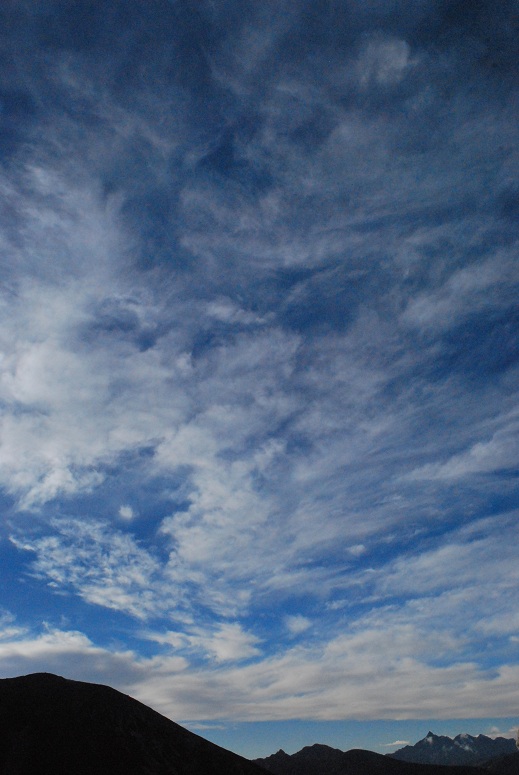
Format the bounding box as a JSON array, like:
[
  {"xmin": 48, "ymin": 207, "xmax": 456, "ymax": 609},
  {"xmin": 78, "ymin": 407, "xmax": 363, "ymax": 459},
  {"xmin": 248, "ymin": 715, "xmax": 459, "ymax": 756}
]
[{"xmin": 10, "ymin": 519, "xmax": 165, "ymax": 620}]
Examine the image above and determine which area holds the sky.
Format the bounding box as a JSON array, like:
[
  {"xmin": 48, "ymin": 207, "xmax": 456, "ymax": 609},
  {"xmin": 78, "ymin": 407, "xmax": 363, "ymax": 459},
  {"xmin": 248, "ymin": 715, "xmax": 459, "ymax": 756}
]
[{"xmin": 0, "ymin": 0, "xmax": 518, "ymax": 760}]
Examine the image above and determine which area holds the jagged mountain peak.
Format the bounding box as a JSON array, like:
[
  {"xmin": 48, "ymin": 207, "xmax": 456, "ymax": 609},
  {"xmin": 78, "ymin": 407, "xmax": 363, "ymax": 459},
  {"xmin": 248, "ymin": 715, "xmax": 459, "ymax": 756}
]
[{"xmin": 390, "ymin": 730, "xmax": 517, "ymax": 767}]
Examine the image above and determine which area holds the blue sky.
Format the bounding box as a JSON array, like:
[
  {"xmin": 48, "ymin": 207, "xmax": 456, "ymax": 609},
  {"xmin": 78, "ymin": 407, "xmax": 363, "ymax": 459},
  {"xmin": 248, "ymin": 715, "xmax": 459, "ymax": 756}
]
[{"xmin": 0, "ymin": 0, "xmax": 518, "ymax": 759}]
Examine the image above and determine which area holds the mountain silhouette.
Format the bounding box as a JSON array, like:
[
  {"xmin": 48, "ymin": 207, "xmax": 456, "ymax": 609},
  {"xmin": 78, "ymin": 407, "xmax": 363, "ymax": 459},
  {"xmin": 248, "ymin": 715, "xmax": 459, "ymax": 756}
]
[
  {"xmin": 389, "ymin": 731, "xmax": 516, "ymax": 766},
  {"xmin": 254, "ymin": 742, "xmax": 487, "ymax": 775},
  {"xmin": 0, "ymin": 673, "xmax": 266, "ymax": 775},
  {"xmin": 254, "ymin": 740, "xmax": 519, "ymax": 775}
]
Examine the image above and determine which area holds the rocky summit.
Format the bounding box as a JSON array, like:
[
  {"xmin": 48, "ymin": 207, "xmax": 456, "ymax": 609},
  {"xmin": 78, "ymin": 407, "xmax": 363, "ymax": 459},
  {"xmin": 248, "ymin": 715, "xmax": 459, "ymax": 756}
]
[{"xmin": 389, "ymin": 731, "xmax": 517, "ymax": 767}]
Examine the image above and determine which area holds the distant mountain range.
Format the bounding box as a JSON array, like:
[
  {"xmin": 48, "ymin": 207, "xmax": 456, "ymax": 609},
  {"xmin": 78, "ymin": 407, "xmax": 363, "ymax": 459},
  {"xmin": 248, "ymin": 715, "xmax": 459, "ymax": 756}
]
[
  {"xmin": 254, "ymin": 737, "xmax": 519, "ymax": 775},
  {"xmin": 1, "ymin": 673, "xmax": 517, "ymax": 775},
  {"xmin": 389, "ymin": 731, "xmax": 517, "ymax": 767},
  {"xmin": 254, "ymin": 743, "xmax": 487, "ymax": 775}
]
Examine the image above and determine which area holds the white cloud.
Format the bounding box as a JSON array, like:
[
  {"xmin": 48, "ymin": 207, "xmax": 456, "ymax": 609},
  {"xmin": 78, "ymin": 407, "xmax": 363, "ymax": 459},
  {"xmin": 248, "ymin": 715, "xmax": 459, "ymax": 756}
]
[
  {"xmin": 357, "ymin": 38, "xmax": 413, "ymax": 88},
  {"xmin": 0, "ymin": 169, "xmax": 188, "ymax": 510},
  {"xmin": 119, "ymin": 505, "xmax": 135, "ymax": 521},
  {"xmin": 193, "ymin": 623, "xmax": 261, "ymax": 663},
  {"xmin": 143, "ymin": 622, "xmax": 261, "ymax": 663},
  {"xmin": 11, "ymin": 519, "xmax": 167, "ymax": 621},
  {"xmin": 407, "ymin": 421, "xmax": 519, "ymax": 481},
  {"xmin": 402, "ymin": 251, "xmax": 519, "ymax": 332},
  {"xmin": 348, "ymin": 544, "xmax": 367, "ymax": 557},
  {"xmin": 486, "ymin": 725, "xmax": 519, "ymax": 741},
  {"xmin": 285, "ymin": 615, "xmax": 311, "ymax": 635},
  {"xmin": 0, "ymin": 625, "xmax": 167, "ymax": 690},
  {"xmin": 205, "ymin": 298, "xmax": 271, "ymax": 326},
  {"xmin": 371, "ymin": 514, "xmax": 519, "ymax": 602},
  {"xmin": 0, "ymin": 611, "xmax": 26, "ymax": 642},
  {"xmin": 8, "ymin": 493, "xmax": 517, "ymax": 714}
]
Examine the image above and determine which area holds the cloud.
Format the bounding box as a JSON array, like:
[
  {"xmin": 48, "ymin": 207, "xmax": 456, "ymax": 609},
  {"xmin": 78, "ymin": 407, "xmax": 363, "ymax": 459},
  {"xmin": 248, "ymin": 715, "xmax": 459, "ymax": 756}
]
[
  {"xmin": 285, "ymin": 615, "xmax": 311, "ymax": 636},
  {"xmin": 0, "ymin": 611, "xmax": 26, "ymax": 642},
  {"xmin": 119, "ymin": 505, "xmax": 135, "ymax": 521},
  {"xmin": 143, "ymin": 623, "xmax": 261, "ymax": 663},
  {"xmin": 0, "ymin": 624, "xmax": 165, "ymax": 690},
  {"xmin": 0, "ymin": 167, "xmax": 185, "ymax": 510},
  {"xmin": 407, "ymin": 422, "xmax": 519, "ymax": 481},
  {"xmin": 9, "ymin": 509, "xmax": 519, "ymax": 718},
  {"xmin": 487, "ymin": 725, "xmax": 519, "ymax": 741},
  {"xmin": 359, "ymin": 514, "xmax": 519, "ymax": 625},
  {"xmin": 383, "ymin": 740, "xmax": 411, "ymax": 747},
  {"xmin": 356, "ymin": 37, "xmax": 414, "ymax": 89},
  {"xmin": 11, "ymin": 519, "xmax": 167, "ymax": 620},
  {"xmin": 191, "ymin": 623, "xmax": 261, "ymax": 663},
  {"xmin": 1, "ymin": 616, "xmax": 519, "ymax": 724},
  {"xmin": 402, "ymin": 251, "xmax": 518, "ymax": 333}
]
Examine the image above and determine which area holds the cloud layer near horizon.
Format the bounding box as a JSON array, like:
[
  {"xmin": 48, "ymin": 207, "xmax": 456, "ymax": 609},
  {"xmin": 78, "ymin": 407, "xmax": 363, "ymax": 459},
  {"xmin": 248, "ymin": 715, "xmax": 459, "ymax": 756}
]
[{"xmin": 0, "ymin": 0, "xmax": 518, "ymax": 730}]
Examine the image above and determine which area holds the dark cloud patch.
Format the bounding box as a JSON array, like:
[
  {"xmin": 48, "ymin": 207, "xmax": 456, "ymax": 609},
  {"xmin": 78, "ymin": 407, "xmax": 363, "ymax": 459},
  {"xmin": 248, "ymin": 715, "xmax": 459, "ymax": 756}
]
[
  {"xmin": 289, "ymin": 111, "xmax": 337, "ymax": 152},
  {"xmin": 288, "ymin": 1, "xmax": 355, "ymax": 49},
  {"xmin": 243, "ymin": 267, "xmax": 321, "ymax": 312},
  {"xmin": 280, "ymin": 264, "xmax": 380, "ymax": 334},
  {"xmin": 0, "ymin": 89, "xmax": 38, "ymax": 162},
  {"xmin": 189, "ymin": 313, "xmax": 267, "ymax": 361},
  {"xmin": 110, "ymin": 2, "xmax": 233, "ymax": 140},
  {"xmin": 103, "ymin": 139, "xmax": 165, "ymax": 198},
  {"xmin": 9, "ymin": 0, "xmax": 229, "ymax": 148},
  {"xmin": 198, "ymin": 130, "xmax": 273, "ymax": 194},
  {"xmin": 496, "ymin": 185, "xmax": 519, "ymax": 224},
  {"xmin": 120, "ymin": 188, "xmax": 189, "ymax": 272},
  {"xmin": 438, "ymin": 307, "xmax": 519, "ymax": 382},
  {"xmin": 36, "ymin": 0, "xmax": 120, "ymax": 52},
  {"xmin": 426, "ymin": 0, "xmax": 518, "ymax": 60},
  {"xmin": 77, "ymin": 297, "xmax": 167, "ymax": 353}
]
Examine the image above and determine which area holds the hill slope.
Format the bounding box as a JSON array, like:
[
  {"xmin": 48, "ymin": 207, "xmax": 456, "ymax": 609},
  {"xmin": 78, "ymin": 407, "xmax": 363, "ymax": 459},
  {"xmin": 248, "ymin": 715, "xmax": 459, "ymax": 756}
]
[{"xmin": 0, "ymin": 672, "xmax": 266, "ymax": 775}]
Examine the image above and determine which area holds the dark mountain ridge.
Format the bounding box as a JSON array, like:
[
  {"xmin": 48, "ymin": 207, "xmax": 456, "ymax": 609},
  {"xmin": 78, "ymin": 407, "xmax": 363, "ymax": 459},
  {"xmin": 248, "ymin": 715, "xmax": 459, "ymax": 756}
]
[
  {"xmin": 254, "ymin": 742, "xmax": 486, "ymax": 775},
  {"xmin": 389, "ymin": 731, "xmax": 517, "ymax": 767},
  {"xmin": 388, "ymin": 732, "xmax": 517, "ymax": 765},
  {"xmin": 254, "ymin": 740, "xmax": 519, "ymax": 775},
  {"xmin": 0, "ymin": 672, "xmax": 266, "ymax": 775}
]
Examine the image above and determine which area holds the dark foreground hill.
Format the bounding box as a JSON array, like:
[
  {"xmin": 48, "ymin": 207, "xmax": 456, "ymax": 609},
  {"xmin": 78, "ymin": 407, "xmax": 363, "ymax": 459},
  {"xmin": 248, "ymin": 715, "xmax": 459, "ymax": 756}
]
[
  {"xmin": 389, "ymin": 732, "xmax": 516, "ymax": 767},
  {"xmin": 482, "ymin": 751, "xmax": 519, "ymax": 775},
  {"xmin": 254, "ymin": 742, "xmax": 516, "ymax": 775},
  {"xmin": 0, "ymin": 673, "xmax": 267, "ymax": 775}
]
